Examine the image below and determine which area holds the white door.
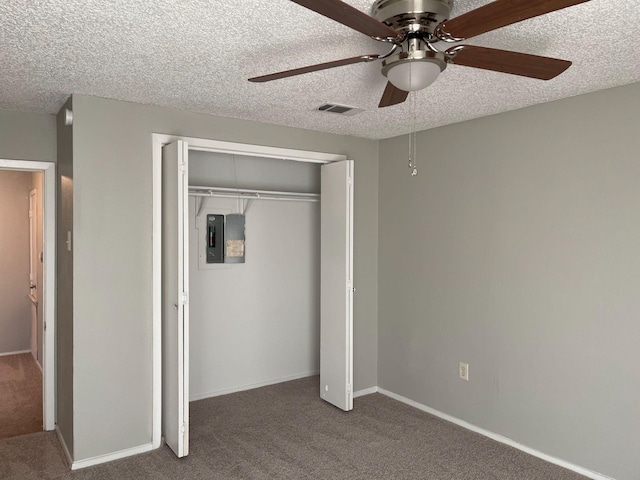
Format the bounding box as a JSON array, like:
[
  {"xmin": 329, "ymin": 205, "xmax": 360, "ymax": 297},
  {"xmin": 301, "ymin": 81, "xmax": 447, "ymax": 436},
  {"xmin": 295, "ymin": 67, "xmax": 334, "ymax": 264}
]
[
  {"xmin": 320, "ymin": 160, "xmax": 354, "ymax": 411},
  {"xmin": 29, "ymin": 189, "xmax": 38, "ymax": 358},
  {"xmin": 162, "ymin": 140, "xmax": 190, "ymax": 457}
]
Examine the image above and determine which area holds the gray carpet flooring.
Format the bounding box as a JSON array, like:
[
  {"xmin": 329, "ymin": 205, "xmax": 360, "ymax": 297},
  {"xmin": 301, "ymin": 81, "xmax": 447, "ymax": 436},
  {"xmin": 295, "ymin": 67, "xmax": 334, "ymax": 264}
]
[
  {"xmin": 0, "ymin": 353, "xmax": 42, "ymax": 440},
  {"xmin": 0, "ymin": 376, "xmax": 588, "ymax": 479}
]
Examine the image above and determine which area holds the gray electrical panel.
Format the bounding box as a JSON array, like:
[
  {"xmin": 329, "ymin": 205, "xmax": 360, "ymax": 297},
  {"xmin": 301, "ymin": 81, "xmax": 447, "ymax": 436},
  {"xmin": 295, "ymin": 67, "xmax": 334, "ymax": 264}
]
[
  {"xmin": 206, "ymin": 214, "xmax": 224, "ymax": 263},
  {"xmin": 224, "ymin": 214, "xmax": 246, "ymax": 264}
]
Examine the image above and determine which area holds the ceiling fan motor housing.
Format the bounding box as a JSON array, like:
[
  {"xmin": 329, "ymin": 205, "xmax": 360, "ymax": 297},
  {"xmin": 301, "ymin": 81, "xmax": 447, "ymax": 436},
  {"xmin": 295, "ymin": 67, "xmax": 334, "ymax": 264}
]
[
  {"xmin": 373, "ymin": 0, "xmax": 452, "ymax": 89},
  {"xmin": 371, "ymin": 0, "xmax": 454, "ymax": 36}
]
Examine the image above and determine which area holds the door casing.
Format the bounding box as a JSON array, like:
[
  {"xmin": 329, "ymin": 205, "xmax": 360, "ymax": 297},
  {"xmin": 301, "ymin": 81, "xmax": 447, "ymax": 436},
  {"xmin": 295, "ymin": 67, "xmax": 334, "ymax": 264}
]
[
  {"xmin": 0, "ymin": 159, "xmax": 56, "ymax": 431},
  {"xmin": 152, "ymin": 134, "xmax": 348, "ymax": 449}
]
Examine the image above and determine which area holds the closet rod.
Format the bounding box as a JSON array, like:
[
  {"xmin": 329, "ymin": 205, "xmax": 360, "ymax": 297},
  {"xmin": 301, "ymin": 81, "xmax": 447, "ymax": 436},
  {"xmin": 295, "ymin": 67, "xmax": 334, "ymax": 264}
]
[
  {"xmin": 190, "ymin": 185, "xmax": 319, "ymax": 197},
  {"xmin": 189, "ymin": 192, "xmax": 319, "ymax": 203},
  {"xmin": 188, "ymin": 185, "xmax": 320, "ymax": 202}
]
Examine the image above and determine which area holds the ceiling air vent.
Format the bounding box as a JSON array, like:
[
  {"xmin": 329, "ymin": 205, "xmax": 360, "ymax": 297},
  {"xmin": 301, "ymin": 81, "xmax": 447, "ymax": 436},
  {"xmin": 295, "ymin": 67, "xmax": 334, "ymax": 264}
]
[{"xmin": 317, "ymin": 103, "xmax": 364, "ymax": 116}]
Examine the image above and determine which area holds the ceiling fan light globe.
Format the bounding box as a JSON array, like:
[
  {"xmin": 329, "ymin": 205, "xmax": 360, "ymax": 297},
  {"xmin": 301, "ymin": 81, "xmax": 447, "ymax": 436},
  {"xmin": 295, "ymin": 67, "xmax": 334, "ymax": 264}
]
[{"xmin": 387, "ymin": 60, "xmax": 442, "ymax": 91}]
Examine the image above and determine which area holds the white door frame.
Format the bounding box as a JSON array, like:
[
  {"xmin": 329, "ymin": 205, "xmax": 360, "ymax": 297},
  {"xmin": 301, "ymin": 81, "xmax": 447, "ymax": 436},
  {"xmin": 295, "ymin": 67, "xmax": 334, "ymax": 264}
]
[
  {"xmin": 0, "ymin": 159, "xmax": 56, "ymax": 430},
  {"xmin": 151, "ymin": 134, "xmax": 347, "ymax": 448}
]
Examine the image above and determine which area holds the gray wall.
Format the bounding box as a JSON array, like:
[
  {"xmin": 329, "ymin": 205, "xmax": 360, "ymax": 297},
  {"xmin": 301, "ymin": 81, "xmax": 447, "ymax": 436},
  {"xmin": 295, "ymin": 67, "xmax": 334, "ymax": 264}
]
[
  {"xmin": 0, "ymin": 108, "xmax": 55, "ymax": 360},
  {"xmin": 0, "ymin": 110, "xmax": 56, "ymax": 162},
  {"xmin": 189, "ymin": 150, "xmax": 321, "ymax": 193},
  {"xmin": 69, "ymin": 95, "xmax": 379, "ymax": 461},
  {"xmin": 56, "ymin": 99, "xmax": 74, "ymax": 456},
  {"xmin": 0, "ymin": 171, "xmax": 32, "ymax": 354},
  {"xmin": 378, "ymin": 83, "xmax": 640, "ymax": 480}
]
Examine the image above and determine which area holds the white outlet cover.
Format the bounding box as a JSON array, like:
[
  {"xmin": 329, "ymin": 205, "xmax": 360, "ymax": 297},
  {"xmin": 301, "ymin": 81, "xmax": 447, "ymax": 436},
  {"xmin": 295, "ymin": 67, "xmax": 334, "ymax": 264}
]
[{"xmin": 459, "ymin": 362, "xmax": 469, "ymax": 381}]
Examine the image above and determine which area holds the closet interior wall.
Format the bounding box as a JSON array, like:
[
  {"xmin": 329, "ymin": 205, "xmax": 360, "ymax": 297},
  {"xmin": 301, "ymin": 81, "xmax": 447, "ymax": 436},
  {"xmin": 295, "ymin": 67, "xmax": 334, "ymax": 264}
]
[{"xmin": 188, "ymin": 151, "xmax": 321, "ymax": 400}]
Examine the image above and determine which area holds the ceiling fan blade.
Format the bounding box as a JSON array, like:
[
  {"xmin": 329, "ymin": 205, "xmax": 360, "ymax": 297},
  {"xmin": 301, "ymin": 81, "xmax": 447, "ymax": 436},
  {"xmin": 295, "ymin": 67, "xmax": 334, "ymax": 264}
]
[
  {"xmin": 379, "ymin": 82, "xmax": 409, "ymax": 108},
  {"xmin": 291, "ymin": 0, "xmax": 400, "ymax": 40},
  {"xmin": 249, "ymin": 55, "xmax": 379, "ymax": 83},
  {"xmin": 438, "ymin": 0, "xmax": 590, "ymax": 41},
  {"xmin": 447, "ymin": 45, "xmax": 571, "ymax": 80}
]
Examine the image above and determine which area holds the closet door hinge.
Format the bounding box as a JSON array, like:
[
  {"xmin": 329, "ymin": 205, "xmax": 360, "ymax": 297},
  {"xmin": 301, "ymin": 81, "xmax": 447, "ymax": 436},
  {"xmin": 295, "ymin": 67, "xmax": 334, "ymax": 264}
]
[
  {"xmin": 179, "ymin": 162, "xmax": 187, "ymax": 173},
  {"xmin": 348, "ymin": 176, "xmax": 353, "ymax": 185},
  {"xmin": 180, "ymin": 423, "xmax": 187, "ymax": 434},
  {"xmin": 180, "ymin": 292, "xmax": 189, "ymax": 305}
]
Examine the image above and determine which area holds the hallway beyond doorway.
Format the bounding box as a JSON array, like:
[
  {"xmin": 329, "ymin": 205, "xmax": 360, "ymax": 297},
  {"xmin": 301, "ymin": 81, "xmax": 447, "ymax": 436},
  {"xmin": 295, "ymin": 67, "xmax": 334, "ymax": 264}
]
[
  {"xmin": 0, "ymin": 158, "xmax": 56, "ymax": 432},
  {"xmin": 0, "ymin": 353, "xmax": 42, "ymax": 440}
]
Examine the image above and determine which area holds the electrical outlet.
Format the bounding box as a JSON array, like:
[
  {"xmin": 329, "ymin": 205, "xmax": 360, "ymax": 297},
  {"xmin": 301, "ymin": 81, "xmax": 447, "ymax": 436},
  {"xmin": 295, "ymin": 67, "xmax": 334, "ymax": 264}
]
[{"xmin": 459, "ymin": 362, "xmax": 469, "ymax": 381}]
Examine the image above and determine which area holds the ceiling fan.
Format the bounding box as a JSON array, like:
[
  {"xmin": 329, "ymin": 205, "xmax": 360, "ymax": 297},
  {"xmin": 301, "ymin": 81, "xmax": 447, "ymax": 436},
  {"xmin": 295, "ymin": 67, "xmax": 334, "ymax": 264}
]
[{"xmin": 249, "ymin": 0, "xmax": 589, "ymax": 107}]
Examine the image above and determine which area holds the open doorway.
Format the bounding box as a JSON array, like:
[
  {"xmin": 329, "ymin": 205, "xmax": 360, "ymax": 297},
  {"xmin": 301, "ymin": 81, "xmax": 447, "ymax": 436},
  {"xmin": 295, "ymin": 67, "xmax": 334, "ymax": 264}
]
[
  {"xmin": 0, "ymin": 169, "xmax": 42, "ymax": 438},
  {"xmin": 0, "ymin": 160, "xmax": 56, "ymax": 437},
  {"xmin": 153, "ymin": 136, "xmax": 354, "ymax": 457}
]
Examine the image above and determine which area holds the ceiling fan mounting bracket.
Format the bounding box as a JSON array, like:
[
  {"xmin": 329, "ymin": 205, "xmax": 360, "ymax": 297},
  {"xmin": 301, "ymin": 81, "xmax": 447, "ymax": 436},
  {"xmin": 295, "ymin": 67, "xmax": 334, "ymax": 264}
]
[
  {"xmin": 434, "ymin": 22, "xmax": 465, "ymax": 42},
  {"xmin": 379, "ymin": 43, "xmax": 402, "ymax": 60},
  {"xmin": 443, "ymin": 44, "xmax": 466, "ymax": 61}
]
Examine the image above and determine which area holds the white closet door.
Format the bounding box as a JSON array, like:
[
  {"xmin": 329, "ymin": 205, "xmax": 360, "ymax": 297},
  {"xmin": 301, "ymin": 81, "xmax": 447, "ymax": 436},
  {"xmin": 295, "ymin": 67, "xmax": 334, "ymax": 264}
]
[
  {"xmin": 162, "ymin": 140, "xmax": 190, "ymax": 457},
  {"xmin": 320, "ymin": 160, "xmax": 354, "ymax": 411}
]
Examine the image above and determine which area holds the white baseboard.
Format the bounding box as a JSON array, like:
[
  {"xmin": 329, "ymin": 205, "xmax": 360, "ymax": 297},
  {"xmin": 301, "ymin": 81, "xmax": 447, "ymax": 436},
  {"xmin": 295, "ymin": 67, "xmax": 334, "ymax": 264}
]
[
  {"xmin": 35, "ymin": 356, "xmax": 43, "ymax": 373},
  {"xmin": 71, "ymin": 443, "xmax": 154, "ymax": 470},
  {"xmin": 377, "ymin": 388, "xmax": 615, "ymax": 480},
  {"xmin": 353, "ymin": 386, "xmax": 378, "ymax": 398},
  {"xmin": 55, "ymin": 426, "xmax": 73, "ymax": 468},
  {"xmin": 56, "ymin": 424, "xmax": 154, "ymax": 470},
  {"xmin": 190, "ymin": 370, "xmax": 320, "ymax": 402},
  {"xmin": 0, "ymin": 349, "xmax": 31, "ymax": 357}
]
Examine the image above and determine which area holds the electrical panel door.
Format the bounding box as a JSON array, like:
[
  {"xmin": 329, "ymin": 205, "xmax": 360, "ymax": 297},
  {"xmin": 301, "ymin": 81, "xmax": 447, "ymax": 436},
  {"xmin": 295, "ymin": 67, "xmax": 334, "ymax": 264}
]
[{"xmin": 224, "ymin": 214, "xmax": 246, "ymax": 264}]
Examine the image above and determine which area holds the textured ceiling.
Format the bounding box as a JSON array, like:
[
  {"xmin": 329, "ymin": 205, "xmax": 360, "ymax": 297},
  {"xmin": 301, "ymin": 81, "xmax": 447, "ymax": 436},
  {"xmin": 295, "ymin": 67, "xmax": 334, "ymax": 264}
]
[{"xmin": 1, "ymin": 0, "xmax": 639, "ymax": 139}]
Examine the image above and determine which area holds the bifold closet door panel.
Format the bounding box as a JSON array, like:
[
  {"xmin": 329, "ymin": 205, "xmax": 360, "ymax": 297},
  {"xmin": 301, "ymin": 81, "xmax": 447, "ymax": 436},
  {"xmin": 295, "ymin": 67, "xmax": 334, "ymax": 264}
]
[
  {"xmin": 162, "ymin": 140, "xmax": 190, "ymax": 458},
  {"xmin": 320, "ymin": 160, "xmax": 354, "ymax": 412}
]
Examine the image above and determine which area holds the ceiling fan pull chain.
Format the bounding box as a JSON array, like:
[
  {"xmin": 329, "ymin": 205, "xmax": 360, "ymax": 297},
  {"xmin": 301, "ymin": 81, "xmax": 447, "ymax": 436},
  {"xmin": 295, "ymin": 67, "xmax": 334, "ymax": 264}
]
[
  {"xmin": 407, "ymin": 62, "xmax": 413, "ymax": 172},
  {"xmin": 408, "ymin": 129, "xmax": 419, "ymax": 175},
  {"xmin": 408, "ymin": 128, "xmax": 413, "ymax": 170},
  {"xmin": 410, "ymin": 133, "xmax": 418, "ymax": 176},
  {"xmin": 411, "ymin": 93, "xmax": 418, "ymax": 176},
  {"xmin": 406, "ymin": 64, "xmax": 418, "ymax": 176}
]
